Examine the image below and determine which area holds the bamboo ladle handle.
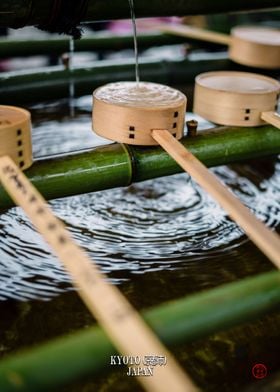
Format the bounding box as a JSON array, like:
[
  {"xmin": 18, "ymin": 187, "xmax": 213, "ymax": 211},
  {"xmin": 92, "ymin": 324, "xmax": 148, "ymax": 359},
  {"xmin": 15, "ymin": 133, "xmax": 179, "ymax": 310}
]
[
  {"xmin": 157, "ymin": 23, "xmax": 231, "ymax": 45},
  {"xmin": 152, "ymin": 130, "xmax": 280, "ymax": 269},
  {"xmin": 0, "ymin": 155, "xmax": 198, "ymax": 392},
  {"xmin": 261, "ymin": 111, "xmax": 280, "ymax": 129}
]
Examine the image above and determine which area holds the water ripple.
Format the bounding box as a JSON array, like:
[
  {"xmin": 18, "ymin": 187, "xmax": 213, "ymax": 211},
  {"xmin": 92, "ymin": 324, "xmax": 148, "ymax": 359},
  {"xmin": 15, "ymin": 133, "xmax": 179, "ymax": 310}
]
[{"xmin": 0, "ymin": 98, "xmax": 279, "ymax": 300}]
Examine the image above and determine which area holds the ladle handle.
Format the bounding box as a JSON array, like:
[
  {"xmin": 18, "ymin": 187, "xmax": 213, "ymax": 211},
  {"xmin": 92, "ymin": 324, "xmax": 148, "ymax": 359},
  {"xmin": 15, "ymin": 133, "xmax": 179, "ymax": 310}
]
[
  {"xmin": 157, "ymin": 23, "xmax": 231, "ymax": 45},
  {"xmin": 152, "ymin": 130, "xmax": 280, "ymax": 270},
  {"xmin": 0, "ymin": 155, "xmax": 199, "ymax": 392},
  {"xmin": 261, "ymin": 111, "xmax": 280, "ymax": 129}
]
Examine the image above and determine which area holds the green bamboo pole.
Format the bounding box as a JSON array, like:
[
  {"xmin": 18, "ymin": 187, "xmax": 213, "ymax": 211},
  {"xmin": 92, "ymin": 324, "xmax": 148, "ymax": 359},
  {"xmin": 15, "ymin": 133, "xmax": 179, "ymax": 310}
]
[
  {"xmin": 0, "ymin": 125, "xmax": 279, "ymax": 211},
  {"xmin": 0, "ymin": 270, "xmax": 279, "ymax": 392},
  {"xmin": 0, "ymin": 33, "xmax": 187, "ymax": 58},
  {"xmin": 0, "ymin": 56, "xmax": 233, "ymax": 104},
  {"xmin": 0, "ymin": 0, "xmax": 279, "ymax": 28}
]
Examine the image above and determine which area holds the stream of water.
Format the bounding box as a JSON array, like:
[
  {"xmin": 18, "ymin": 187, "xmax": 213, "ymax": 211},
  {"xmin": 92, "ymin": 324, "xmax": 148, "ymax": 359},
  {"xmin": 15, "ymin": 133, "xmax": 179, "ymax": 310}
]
[
  {"xmin": 69, "ymin": 37, "xmax": 75, "ymax": 117},
  {"xmin": 128, "ymin": 0, "xmax": 140, "ymax": 86}
]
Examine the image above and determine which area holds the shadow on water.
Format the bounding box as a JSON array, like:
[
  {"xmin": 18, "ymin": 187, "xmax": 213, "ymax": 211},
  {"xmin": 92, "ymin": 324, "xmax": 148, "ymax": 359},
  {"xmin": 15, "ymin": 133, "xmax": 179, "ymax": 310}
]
[{"xmin": 0, "ymin": 96, "xmax": 280, "ymax": 391}]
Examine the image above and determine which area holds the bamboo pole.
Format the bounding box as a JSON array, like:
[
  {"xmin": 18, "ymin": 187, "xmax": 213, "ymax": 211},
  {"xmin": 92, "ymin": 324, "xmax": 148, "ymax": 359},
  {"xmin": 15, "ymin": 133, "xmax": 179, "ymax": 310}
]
[
  {"xmin": 0, "ymin": 0, "xmax": 279, "ymax": 28},
  {"xmin": 0, "ymin": 270, "xmax": 279, "ymax": 392},
  {"xmin": 0, "ymin": 33, "xmax": 187, "ymax": 58},
  {"xmin": 0, "ymin": 56, "xmax": 234, "ymax": 104},
  {"xmin": 0, "ymin": 125, "xmax": 279, "ymax": 211}
]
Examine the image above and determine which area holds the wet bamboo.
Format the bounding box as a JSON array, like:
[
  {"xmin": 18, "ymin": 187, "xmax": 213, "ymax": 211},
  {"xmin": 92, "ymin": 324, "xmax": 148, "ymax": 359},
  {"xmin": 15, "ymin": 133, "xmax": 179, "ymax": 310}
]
[
  {"xmin": 0, "ymin": 125, "xmax": 279, "ymax": 211},
  {"xmin": 0, "ymin": 56, "xmax": 233, "ymax": 104},
  {"xmin": 0, "ymin": 270, "xmax": 279, "ymax": 392},
  {"xmin": 0, "ymin": 0, "xmax": 279, "ymax": 28},
  {"xmin": 0, "ymin": 33, "xmax": 186, "ymax": 58}
]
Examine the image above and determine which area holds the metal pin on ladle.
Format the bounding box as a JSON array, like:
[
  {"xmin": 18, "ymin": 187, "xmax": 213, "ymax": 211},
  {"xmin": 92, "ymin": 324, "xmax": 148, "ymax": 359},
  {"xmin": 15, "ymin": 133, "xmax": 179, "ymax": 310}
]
[
  {"xmin": 92, "ymin": 81, "xmax": 280, "ymax": 270},
  {"xmin": 0, "ymin": 105, "xmax": 198, "ymax": 392}
]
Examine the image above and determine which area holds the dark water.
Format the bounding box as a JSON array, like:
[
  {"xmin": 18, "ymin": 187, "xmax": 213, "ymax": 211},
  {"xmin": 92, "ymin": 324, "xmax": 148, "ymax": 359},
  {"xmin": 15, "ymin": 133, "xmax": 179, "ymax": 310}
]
[{"xmin": 0, "ymin": 96, "xmax": 280, "ymax": 391}]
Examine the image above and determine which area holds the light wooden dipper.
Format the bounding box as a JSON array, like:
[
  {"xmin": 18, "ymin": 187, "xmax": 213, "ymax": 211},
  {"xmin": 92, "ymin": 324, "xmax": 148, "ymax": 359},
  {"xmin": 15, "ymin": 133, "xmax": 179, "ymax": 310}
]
[
  {"xmin": 157, "ymin": 24, "xmax": 280, "ymax": 69},
  {"xmin": 0, "ymin": 105, "xmax": 33, "ymax": 171},
  {"xmin": 93, "ymin": 81, "xmax": 187, "ymax": 145},
  {"xmin": 194, "ymin": 71, "xmax": 280, "ymax": 128}
]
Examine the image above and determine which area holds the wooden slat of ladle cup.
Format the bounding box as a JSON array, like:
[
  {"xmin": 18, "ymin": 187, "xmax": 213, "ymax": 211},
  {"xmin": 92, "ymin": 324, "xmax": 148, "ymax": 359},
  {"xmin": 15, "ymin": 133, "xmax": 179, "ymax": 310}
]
[
  {"xmin": 156, "ymin": 24, "xmax": 280, "ymax": 69},
  {"xmin": 0, "ymin": 105, "xmax": 33, "ymax": 171},
  {"xmin": 93, "ymin": 99, "xmax": 186, "ymax": 145},
  {"xmin": 193, "ymin": 71, "xmax": 280, "ymax": 128},
  {"xmin": 0, "ymin": 105, "xmax": 197, "ymax": 392}
]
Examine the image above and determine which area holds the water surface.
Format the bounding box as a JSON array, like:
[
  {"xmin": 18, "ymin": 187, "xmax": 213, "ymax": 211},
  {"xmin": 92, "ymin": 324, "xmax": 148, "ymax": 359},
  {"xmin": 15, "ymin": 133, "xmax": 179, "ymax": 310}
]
[{"xmin": 0, "ymin": 96, "xmax": 279, "ymax": 301}]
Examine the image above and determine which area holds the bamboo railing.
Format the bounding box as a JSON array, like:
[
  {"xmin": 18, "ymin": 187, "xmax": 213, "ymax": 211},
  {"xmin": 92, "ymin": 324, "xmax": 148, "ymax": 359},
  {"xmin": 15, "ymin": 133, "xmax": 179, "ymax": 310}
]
[
  {"xmin": 0, "ymin": 125, "xmax": 279, "ymax": 211},
  {"xmin": 0, "ymin": 270, "xmax": 279, "ymax": 391},
  {"xmin": 0, "ymin": 55, "xmax": 234, "ymax": 104},
  {"xmin": 0, "ymin": 33, "xmax": 188, "ymax": 58},
  {"xmin": 0, "ymin": 0, "xmax": 279, "ymax": 28}
]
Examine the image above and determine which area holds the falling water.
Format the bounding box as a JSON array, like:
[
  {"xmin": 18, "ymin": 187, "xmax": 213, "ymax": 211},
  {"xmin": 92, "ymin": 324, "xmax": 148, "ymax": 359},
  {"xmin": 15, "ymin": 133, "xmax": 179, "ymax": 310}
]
[
  {"xmin": 69, "ymin": 37, "xmax": 75, "ymax": 117},
  {"xmin": 128, "ymin": 0, "xmax": 140, "ymax": 87}
]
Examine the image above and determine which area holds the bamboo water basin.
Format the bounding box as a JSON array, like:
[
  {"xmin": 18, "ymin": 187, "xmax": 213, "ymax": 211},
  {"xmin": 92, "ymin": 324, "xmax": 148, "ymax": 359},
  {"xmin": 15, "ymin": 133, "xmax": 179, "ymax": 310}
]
[{"xmin": 0, "ymin": 95, "xmax": 280, "ymax": 391}]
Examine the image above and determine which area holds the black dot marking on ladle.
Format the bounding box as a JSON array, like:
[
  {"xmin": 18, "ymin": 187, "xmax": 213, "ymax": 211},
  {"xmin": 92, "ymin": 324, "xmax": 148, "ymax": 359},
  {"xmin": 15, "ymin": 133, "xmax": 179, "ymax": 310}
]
[
  {"xmin": 48, "ymin": 222, "xmax": 57, "ymax": 231},
  {"xmin": 18, "ymin": 151, "xmax": 23, "ymax": 157},
  {"xmin": 29, "ymin": 195, "xmax": 37, "ymax": 203},
  {"xmin": 245, "ymin": 109, "xmax": 251, "ymax": 114},
  {"xmin": 173, "ymin": 123, "xmax": 177, "ymax": 129},
  {"xmin": 17, "ymin": 129, "xmax": 22, "ymax": 136},
  {"xmin": 58, "ymin": 235, "xmax": 68, "ymax": 244},
  {"xmin": 244, "ymin": 116, "xmax": 250, "ymax": 121},
  {"xmin": 19, "ymin": 161, "xmax": 24, "ymax": 168},
  {"xmin": 129, "ymin": 126, "xmax": 135, "ymax": 139},
  {"xmin": 17, "ymin": 140, "xmax": 23, "ymax": 147},
  {"xmin": 174, "ymin": 111, "xmax": 179, "ymax": 118}
]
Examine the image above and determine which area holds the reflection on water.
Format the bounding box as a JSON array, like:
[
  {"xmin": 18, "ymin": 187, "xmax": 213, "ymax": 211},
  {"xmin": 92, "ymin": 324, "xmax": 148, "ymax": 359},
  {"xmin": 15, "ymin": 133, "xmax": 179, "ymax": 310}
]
[{"xmin": 0, "ymin": 97, "xmax": 279, "ymax": 301}]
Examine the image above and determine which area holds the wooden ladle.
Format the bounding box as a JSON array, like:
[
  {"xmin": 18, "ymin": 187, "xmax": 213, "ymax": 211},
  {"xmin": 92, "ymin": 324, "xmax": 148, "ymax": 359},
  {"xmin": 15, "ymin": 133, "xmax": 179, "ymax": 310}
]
[
  {"xmin": 193, "ymin": 71, "xmax": 280, "ymax": 128},
  {"xmin": 157, "ymin": 24, "xmax": 280, "ymax": 69}
]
